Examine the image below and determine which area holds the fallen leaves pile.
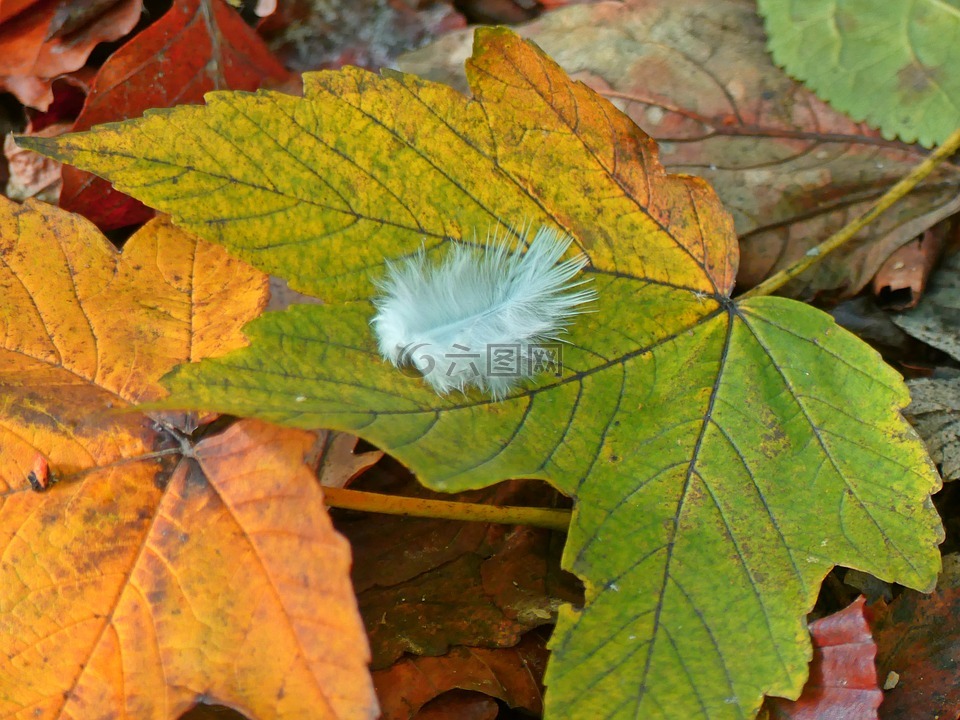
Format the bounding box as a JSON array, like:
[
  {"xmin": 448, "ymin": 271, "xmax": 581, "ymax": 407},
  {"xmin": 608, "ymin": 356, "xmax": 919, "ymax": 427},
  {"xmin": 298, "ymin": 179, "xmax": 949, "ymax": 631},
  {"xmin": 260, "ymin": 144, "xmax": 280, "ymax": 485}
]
[{"xmin": 2, "ymin": 2, "xmax": 960, "ymax": 720}]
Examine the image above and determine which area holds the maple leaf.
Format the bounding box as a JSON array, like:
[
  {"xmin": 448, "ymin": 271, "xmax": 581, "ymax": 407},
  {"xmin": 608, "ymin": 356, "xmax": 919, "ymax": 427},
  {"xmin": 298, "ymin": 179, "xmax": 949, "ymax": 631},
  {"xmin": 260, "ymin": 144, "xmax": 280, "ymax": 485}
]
[
  {"xmin": 19, "ymin": 28, "xmax": 944, "ymax": 719},
  {"xmin": 397, "ymin": 0, "xmax": 960, "ymax": 300},
  {"xmin": 0, "ymin": 197, "xmax": 377, "ymax": 718}
]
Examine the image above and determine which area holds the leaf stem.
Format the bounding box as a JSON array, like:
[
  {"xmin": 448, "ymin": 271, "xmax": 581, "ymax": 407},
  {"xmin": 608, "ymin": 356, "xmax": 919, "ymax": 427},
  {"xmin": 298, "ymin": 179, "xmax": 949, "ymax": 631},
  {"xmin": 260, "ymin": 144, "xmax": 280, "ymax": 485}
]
[
  {"xmin": 741, "ymin": 127, "xmax": 960, "ymax": 300},
  {"xmin": 323, "ymin": 486, "xmax": 571, "ymax": 531}
]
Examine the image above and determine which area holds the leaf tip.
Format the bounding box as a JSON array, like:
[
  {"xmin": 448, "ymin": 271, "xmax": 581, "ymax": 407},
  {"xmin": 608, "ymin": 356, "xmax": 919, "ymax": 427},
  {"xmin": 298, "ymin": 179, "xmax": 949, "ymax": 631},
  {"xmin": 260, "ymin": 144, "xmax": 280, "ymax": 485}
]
[
  {"xmin": 13, "ymin": 134, "xmax": 67, "ymax": 161},
  {"xmin": 471, "ymin": 25, "xmax": 522, "ymax": 55}
]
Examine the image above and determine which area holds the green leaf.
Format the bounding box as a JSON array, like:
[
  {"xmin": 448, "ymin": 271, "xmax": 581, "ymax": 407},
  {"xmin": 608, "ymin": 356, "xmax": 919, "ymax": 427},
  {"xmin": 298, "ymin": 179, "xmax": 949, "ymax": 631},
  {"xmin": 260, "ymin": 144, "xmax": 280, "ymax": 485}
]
[
  {"xmin": 757, "ymin": 0, "xmax": 960, "ymax": 147},
  {"xmin": 20, "ymin": 27, "xmax": 943, "ymax": 720}
]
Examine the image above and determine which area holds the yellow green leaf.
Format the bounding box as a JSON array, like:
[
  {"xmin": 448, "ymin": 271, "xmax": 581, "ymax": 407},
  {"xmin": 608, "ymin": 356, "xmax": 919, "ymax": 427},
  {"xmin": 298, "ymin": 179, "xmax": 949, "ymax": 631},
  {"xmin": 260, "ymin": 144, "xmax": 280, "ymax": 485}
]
[{"xmin": 20, "ymin": 28, "xmax": 943, "ymax": 720}]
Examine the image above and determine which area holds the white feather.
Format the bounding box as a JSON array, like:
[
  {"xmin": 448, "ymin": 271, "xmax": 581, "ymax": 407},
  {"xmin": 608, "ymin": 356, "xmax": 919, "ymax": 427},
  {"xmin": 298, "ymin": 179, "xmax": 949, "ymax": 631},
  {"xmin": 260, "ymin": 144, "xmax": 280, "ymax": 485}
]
[{"xmin": 371, "ymin": 225, "xmax": 596, "ymax": 398}]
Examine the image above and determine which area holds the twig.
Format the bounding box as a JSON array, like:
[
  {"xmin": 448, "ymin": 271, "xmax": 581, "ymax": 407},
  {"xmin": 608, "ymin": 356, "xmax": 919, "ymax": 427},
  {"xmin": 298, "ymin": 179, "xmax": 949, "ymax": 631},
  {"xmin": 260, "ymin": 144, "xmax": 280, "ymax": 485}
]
[
  {"xmin": 323, "ymin": 486, "xmax": 571, "ymax": 531},
  {"xmin": 741, "ymin": 127, "xmax": 960, "ymax": 300}
]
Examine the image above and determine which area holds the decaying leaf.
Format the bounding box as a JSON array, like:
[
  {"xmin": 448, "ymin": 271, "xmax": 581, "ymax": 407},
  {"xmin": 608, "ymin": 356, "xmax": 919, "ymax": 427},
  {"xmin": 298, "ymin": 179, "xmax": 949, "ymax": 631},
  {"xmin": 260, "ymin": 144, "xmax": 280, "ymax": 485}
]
[
  {"xmin": 3, "ymin": 121, "xmax": 64, "ymax": 201},
  {"xmin": 339, "ymin": 475, "xmax": 579, "ymax": 668},
  {"xmin": 20, "ymin": 27, "xmax": 944, "ymax": 720},
  {"xmin": 871, "ymin": 229, "xmax": 945, "ymax": 310},
  {"xmin": 0, "ymin": 197, "xmax": 377, "ymax": 718},
  {"xmin": 373, "ymin": 630, "xmax": 549, "ymax": 720},
  {"xmin": 258, "ymin": 0, "xmax": 465, "ymax": 75},
  {"xmin": 894, "ymin": 251, "xmax": 960, "ymax": 362},
  {"xmin": 313, "ymin": 430, "xmax": 384, "ymax": 488},
  {"xmin": 904, "ymin": 374, "xmax": 960, "ymax": 481},
  {"xmin": 871, "ymin": 554, "xmax": 960, "ymax": 720},
  {"xmin": 3, "ymin": 71, "xmax": 93, "ymax": 204}
]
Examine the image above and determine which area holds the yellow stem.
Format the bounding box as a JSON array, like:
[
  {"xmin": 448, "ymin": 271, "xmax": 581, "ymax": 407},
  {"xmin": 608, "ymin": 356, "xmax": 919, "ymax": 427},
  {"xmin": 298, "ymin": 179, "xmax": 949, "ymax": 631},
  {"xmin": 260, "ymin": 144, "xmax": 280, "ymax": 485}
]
[
  {"xmin": 741, "ymin": 127, "xmax": 960, "ymax": 300},
  {"xmin": 323, "ymin": 486, "xmax": 571, "ymax": 531}
]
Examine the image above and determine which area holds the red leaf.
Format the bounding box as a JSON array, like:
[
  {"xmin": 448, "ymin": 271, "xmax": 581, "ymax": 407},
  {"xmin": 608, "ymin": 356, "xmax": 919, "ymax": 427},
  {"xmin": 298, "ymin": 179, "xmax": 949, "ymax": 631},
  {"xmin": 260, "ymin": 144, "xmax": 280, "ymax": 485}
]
[
  {"xmin": 60, "ymin": 0, "xmax": 292, "ymax": 230},
  {"xmin": 0, "ymin": 0, "xmax": 40, "ymax": 26},
  {"xmin": 0, "ymin": 0, "xmax": 141, "ymax": 109},
  {"xmin": 765, "ymin": 597, "xmax": 882, "ymax": 720}
]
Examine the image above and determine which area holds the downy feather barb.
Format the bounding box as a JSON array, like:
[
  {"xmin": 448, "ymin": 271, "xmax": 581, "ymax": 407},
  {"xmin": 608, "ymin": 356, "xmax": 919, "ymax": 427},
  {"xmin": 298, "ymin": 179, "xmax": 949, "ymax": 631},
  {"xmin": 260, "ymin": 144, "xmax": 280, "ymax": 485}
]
[{"xmin": 371, "ymin": 225, "xmax": 596, "ymax": 399}]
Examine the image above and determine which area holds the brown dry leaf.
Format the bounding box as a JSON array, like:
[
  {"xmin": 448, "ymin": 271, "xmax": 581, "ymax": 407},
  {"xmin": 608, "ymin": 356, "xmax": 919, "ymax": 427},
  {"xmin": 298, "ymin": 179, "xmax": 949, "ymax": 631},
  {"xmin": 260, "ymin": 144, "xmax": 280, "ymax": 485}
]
[
  {"xmin": 373, "ymin": 631, "xmax": 549, "ymax": 720},
  {"xmin": 3, "ymin": 72, "xmax": 93, "ymax": 203},
  {"xmin": 0, "ymin": 197, "xmax": 377, "ymax": 718},
  {"xmin": 871, "ymin": 228, "xmax": 944, "ymax": 310},
  {"xmin": 313, "ymin": 430, "xmax": 383, "ymax": 489},
  {"xmin": 259, "ymin": 0, "xmax": 465, "ymax": 74},
  {"xmin": 398, "ymin": 0, "xmax": 960, "ymax": 300},
  {"xmin": 0, "ymin": 0, "xmax": 142, "ymax": 110},
  {"xmin": 3, "ymin": 121, "xmax": 65, "ymax": 201},
  {"xmin": 894, "ymin": 250, "xmax": 960, "ymax": 361},
  {"xmin": 411, "ymin": 693, "xmax": 498, "ymax": 720},
  {"xmin": 337, "ymin": 473, "xmax": 580, "ymax": 670},
  {"xmin": 0, "ymin": 0, "xmax": 40, "ymax": 25},
  {"xmin": 3, "ymin": 70, "xmax": 92, "ymax": 203}
]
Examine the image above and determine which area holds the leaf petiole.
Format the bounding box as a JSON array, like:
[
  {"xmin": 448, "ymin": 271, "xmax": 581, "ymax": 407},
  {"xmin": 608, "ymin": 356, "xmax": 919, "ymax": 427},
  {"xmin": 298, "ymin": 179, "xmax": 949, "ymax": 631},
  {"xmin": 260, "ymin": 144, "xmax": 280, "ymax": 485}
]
[
  {"xmin": 741, "ymin": 126, "xmax": 960, "ymax": 299},
  {"xmin": 322, "ymin": 486, "xmax": 571, "ymax": 531}
]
